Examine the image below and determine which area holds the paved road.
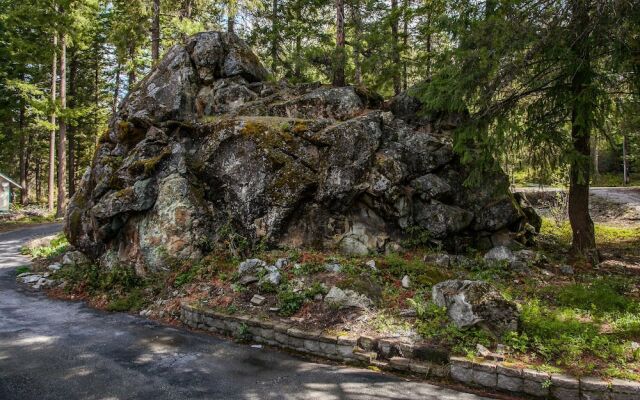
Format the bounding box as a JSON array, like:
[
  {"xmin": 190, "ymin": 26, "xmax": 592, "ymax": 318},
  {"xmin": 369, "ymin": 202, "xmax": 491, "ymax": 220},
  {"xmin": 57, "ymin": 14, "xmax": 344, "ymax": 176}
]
[{"xmin": 0, "ymin": 225, "xmax": 493, "ymax": 400}]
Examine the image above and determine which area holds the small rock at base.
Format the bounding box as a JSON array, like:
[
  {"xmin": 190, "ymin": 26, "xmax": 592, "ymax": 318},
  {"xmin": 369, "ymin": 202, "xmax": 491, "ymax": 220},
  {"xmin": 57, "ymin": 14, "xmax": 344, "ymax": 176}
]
[
  {"xmin": 365, "ymin": 260, "xmax": 377, "ymax": 270},
  {"xmin": 48, "ymin": 263, "xmax": 62, "ymax": 271},
  {"xmin": 401, "ymin": 275, "xmax": 410, "ymax": 288},
  {"xmin": 560, "ymin": 264, "xmax": 574, "ymax": 275},
  {"xmin": 239, "ymin": 275, "xmax": 259, "ymax": 285},
  {"xmin": 324, "ymin": 263, "xmax": 342, "ymax": 273},
  {"xmin": 477, "ymin": 344, "xmax": 491, "ymax": 357},
  {"xmin": 250, "ymin": 294, "xmax": 266, "ymax": 305}
]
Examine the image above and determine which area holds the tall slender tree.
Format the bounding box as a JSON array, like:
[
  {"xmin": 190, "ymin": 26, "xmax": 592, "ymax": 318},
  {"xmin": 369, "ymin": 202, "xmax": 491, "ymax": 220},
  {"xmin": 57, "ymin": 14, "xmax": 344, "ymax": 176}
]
[
  {"xmin": 332, "ymin": 0, "xmax": 345, "ymax": 86},
  {"xmin": 151, "ymin": 0, "xmax": 160, "ymax": 64},
  {"xmin": 49, "ymin": 33, "xmax": 57, "ymax": 213},
  {"xmin": 56, "ymin": 29, "xmax": 67, "ymax": 218}
]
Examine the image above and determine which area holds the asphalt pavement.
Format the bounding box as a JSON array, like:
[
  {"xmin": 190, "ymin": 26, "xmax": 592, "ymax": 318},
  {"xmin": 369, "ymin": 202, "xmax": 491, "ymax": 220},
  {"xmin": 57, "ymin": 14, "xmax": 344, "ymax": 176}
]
[{"xmin": 0, "ymin": 224, "xmax": 493, "ymax": 400}]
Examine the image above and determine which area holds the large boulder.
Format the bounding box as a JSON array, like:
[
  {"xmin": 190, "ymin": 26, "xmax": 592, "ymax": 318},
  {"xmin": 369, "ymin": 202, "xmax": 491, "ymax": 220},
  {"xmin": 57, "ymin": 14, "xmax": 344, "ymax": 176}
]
[
  {"xmin": 64, "ymin": 31, "xmax": 538, "ymax": 273},
  {"xmin": 432, "ymin": 280, "xmax": 519, "ymax": 337}
]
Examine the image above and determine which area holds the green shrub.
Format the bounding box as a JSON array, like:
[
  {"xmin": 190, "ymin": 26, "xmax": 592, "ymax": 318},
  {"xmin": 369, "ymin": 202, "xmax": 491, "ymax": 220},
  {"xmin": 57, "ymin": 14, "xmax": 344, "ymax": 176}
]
[
  {"xmin": 382, "ymin": 253, "xmax": 449, "ymax": 287},
  {"xmin": 401, "ymin": 226, "xmax": 433, "ymax": 248},
  {"xmin": 106, "ymin": 288, "xmax": 147, "ymax": 312},
  {"xmin": 555, "ymin": 278, "xmax": 635, "ymax": 313},
  {"xmin": 516, "ymin": 300, "xmax": 630, "ymax": 369},
  {"xmin": 15, "ymin": 265, "xmax": 30, "ymax": 275},
  {"xmin": 22, "ymin": 234, "xmax": 69, "ymax": 259},
  {"xmin": 409, "ymin": 296, "xmax": 493, "ymax": 354},
  {"xmin": 277, "ymin": 288, "xmax": 305, "ymax": 316}
]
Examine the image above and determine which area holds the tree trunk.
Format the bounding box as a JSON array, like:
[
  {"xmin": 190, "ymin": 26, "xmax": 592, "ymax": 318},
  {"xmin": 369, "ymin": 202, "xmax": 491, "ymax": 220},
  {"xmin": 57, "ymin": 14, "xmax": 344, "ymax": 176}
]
[
  {"xmin": 592, "ymin": 130, "xmax": 599, "ymax": 179},
  {"xmin": 332, "ymin": 0, "xmax": 346, "ymax": 87},
  {"xmin": 128, "ymin": 44, "xmax": 137, "ymax": 90},
  {"xmin": 35, "ymin": 158, "xmax": 41, "ymax": 203},
  {"xmin": 568, "ymin": 0, "xmax": 597, "ymax": 261},
  {"xmin": 227, "ymin": 3, "xmax": 235, "ymax": 34},
  {"xmin": 49, "ymin": 34, "xmax": 57, "ymax": 213},
  {"xmin": 68, "ymin": 49, "xmax": 78, "ymax": 197},
  {"xmin": 19, "ymin": 101, "xmax": 28, "ymax": 205},
  {"xmin": 56, "ymin": 32, "xmax": 67, "ymax": 219},
  {"xmin": 294, "ymin": 7, "xmax": 302, "ymax": 79},
  {"xmin": 151, "ymin": 0, "xmax": 160, "ymax": 64},
  {"xmin": 390, "ymin": 0, "xmax": 401, "ymax": 95},
  {"xmin": 623, "ymin": 131, "xmax": 629, "ymax": 185},
  {"xmin": 351, "ymin": 1, "xmax": 362, "ymax": 85},
  {"xmin": 271, "ymin": 0, "xmax": 278, "ymax": 73},
  {"xmin": 113, "ymin": 61, "xmax": 121, "ymax": 114},
  {"xmin": 181, "ymin": 0, "xmax": 193, "ymax": 19},
  {"xmin": 402, "ymin": 0, "xmax": 409, "ymax": 91}
]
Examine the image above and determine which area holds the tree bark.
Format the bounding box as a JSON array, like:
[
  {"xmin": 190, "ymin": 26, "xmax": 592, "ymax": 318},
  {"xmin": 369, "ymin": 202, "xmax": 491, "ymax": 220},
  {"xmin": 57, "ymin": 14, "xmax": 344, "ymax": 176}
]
[
  {"xmin": 35, "ymin": 158, "xmax": 41, "ymax": 203},
  {"xmin": 68, "ymin": 49, "xmax": 78, "ymax": 197},
  {"xmin": 390, "ymin": 0, "xmax": 401, "ymax": 95},
  {"xmin": 113, "ymin": 61, "xmax": 121, "ymax": 114},
  {"xmin": 623, "ymin": 131, "xmax": 629, "ymax": 185},
  {"xmin": 128, "ymin": 44, "xmax": 137, "ymax": 90},
  {"xmin": 568, "ymin": 0, "xmax": 597, "ymax": 261},
  {"xmin": 49, "ymin": 34, "xmax": 57, "ymax": 213},
  {"xmin": 332, "ymin": 0, "xmax": 346, "ymax": 87},
  {"xmin": 19, "ymin": 100, "xmax": 28, "ymax": 205},
  {"xmin": 56, "ymin": 32, "xmax": 67, "ymax": 218},
  {"xmin": 351, "ymin": 1, "xmax": 362, "ymax": 85},
  {"xmin": 181, "ymin": 0, "xmax": 193, "ymax": 19},
  {"xmin": 227, "ymin": 2, "xmax": 236, "ymax": 34},
  {"xmin": 402, "ymin": 0, "xmax": 409, "ymax": 91},
  {"xmin": 294, "ymin": 7, "xmax": 302, "ymax": 79},
  {"xmin": 271, "ymin": 0, "xmax": 278, "ymax": 73},
  {"xmin": 151, "ymin": 0, "xmax": 160, "ymax": 64},
  {"xmin": 592, "ymin": 130, "xmax": 599, "ymax": 179}
]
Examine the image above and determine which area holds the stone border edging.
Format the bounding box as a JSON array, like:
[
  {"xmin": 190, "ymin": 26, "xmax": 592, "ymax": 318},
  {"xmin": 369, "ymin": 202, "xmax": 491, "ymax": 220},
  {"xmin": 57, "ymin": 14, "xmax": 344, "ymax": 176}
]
[{"xmin": 180, "ymin": 303, "xmax": 640, "ymax": 400}]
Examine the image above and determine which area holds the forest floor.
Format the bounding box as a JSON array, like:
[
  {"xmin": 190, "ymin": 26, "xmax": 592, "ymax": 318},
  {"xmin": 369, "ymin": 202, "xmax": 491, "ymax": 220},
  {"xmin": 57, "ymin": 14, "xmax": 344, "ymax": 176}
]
[
  {"xmin": 0, "ymin": 206, "xmax": 55, "ymax": 233},
  {"xmin": 18, "ymin": 190, "xmax": 640, "ymax": 384}
]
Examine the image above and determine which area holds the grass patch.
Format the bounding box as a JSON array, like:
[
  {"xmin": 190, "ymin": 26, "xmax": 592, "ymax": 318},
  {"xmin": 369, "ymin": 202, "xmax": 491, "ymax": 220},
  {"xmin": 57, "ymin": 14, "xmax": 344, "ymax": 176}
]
[
  {"xmin": 15, "ymin": 265, "xmax": 30, "ymax": 275},
  {"xmin": 21, "ymin": 234, "xmax": 69, "ymax": 259},
  {"xmin": 541, "ymin": 218, "xmax": 640, "ymax": 247},
  {"xmin": 54, "ymin": 262, "xmax": 154, "ymax": 312}
]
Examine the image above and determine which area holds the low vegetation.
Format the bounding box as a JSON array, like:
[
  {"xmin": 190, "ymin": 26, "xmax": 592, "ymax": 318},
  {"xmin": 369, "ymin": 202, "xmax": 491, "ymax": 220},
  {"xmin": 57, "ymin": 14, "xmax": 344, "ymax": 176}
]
[{"xmin": 21, "ymin": 215, "xmax": 640, "ymax": 381}]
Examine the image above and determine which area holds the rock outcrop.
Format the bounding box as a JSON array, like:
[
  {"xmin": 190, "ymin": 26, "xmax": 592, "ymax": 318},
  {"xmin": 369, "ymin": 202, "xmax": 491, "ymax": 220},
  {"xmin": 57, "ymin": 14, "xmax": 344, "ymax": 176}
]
[
  {"xmin": 65, "ymin": 31, "xmax": 538, "ymax": 274},
  {"xmin": 432, "ymin": 280, "xmax": 519, "ymax": 337}
]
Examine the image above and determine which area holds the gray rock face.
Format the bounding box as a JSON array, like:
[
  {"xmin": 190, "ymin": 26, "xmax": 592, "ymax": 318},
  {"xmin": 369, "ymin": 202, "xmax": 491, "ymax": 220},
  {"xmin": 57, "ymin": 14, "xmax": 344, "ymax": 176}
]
[
  {"xmin": 484, "ymin": 246, "xmax": 516, "ymax": 263},
  {"xmin": 62, "ymin": 251, "xmax": 90, "ymax": 266},
  {"xmin": 64, "ymin": 31, "xmax": 539, "ymax": 273},
  {"xmin": 432, "ymin": 280, "xmax": 519, "ymax": 337},
  {"xmin": 324, "ymin": 286, "xmax": 373, "ymax": 310}
]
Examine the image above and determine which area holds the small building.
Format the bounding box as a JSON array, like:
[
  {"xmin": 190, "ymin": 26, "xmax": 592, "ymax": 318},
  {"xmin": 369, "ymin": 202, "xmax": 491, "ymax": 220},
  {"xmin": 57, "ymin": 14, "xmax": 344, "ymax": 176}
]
[{"xmin": 0, "ymin": 172, "xmax": 22, "ymax": 212}]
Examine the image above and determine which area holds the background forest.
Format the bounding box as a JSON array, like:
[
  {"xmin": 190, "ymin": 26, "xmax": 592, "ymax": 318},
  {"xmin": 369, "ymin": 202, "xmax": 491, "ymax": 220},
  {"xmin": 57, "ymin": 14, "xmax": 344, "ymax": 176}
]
[{"xmin": 0, "ymin": 0, "xmax": 638, "ymax": 255}]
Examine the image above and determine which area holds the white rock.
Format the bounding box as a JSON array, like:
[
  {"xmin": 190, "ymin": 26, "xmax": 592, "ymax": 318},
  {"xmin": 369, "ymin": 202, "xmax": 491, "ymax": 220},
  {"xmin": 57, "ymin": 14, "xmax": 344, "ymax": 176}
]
[
  {"xmin": 20, "ymin": 275, "xmax": 42, "ymax": 284},
  {"xmin": 61, "ymin": 251, "xmax": 89, "ymax": 266},
  {"xmin": 238, "ymin": 258, "xmax": 267, "ymax": 275},
  {"xmin": 274, "ymin": 258, "xmax": 288, "ymax": 269},
  {"xmin": 324, "ymin": 263, "xmax": 342, "ymax": 273},
  {"xmin": 401, "ymin": 275, "xmax": 411, "ymax": 288},
  {"xmin": 47, "ymin": 263, "xmax": 62, "ymax": 271},
  {"xmin": 477, "ymin": 343, "xmax": 491, "ymax": 357},
  {"xmin": 262, "ymin": 270, "xmax": 281, "ymax": 286},
  {"xmin": 365, "ymin": 260, "xmax": 377, "ymax": 270},
  {"xmin": 484, "ymin": 246, "xmax": 516, "ymax": 263},
  {"xmin": 324, "ymin": 286, "xmax": 373, "ymax": 309},
  {"xmin": 432, "ymin": 279, "xmax": 519, "ymax": 337},
  {"xmin": 250, "ymin": 294, "xmax": 266, "ymax": 306}
]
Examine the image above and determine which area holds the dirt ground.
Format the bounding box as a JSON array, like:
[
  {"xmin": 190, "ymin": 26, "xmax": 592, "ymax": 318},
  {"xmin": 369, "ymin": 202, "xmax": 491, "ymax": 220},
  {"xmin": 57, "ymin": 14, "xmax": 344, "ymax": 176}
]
[{"xmin": 517, "ymin": 187, "xmax": 640, "ymax": 227}]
